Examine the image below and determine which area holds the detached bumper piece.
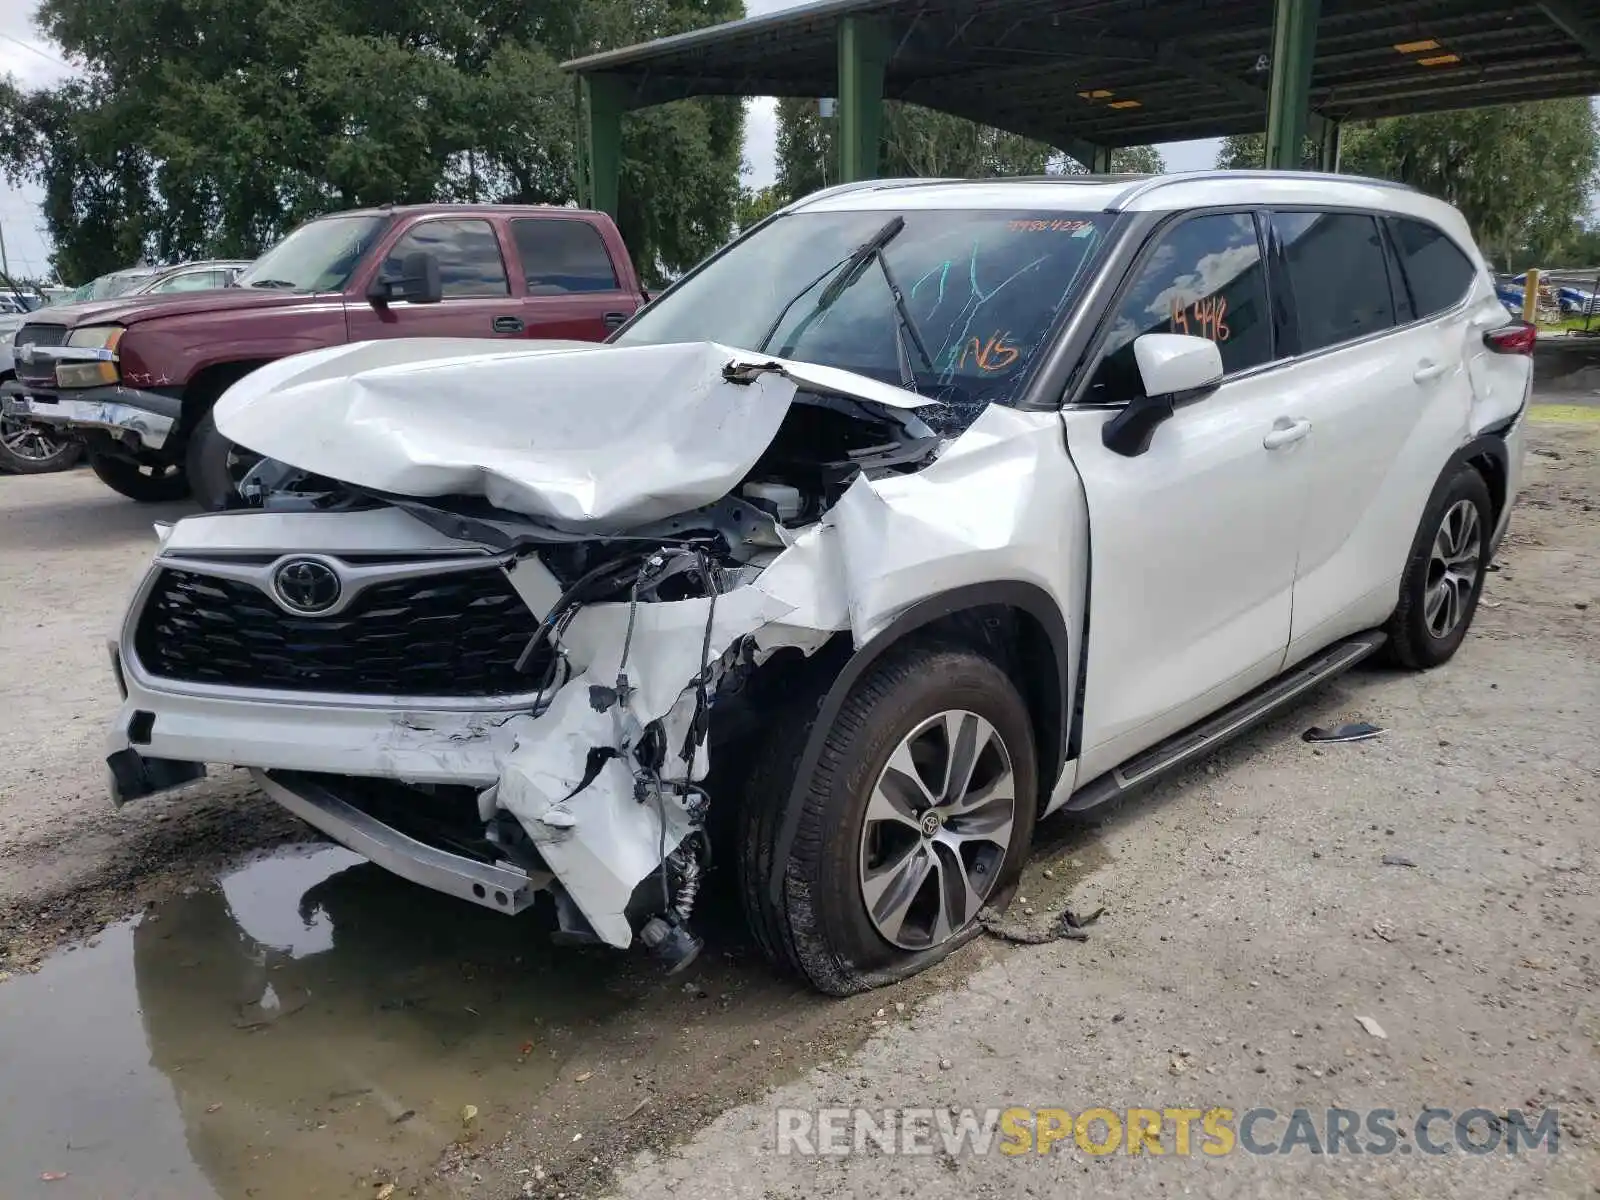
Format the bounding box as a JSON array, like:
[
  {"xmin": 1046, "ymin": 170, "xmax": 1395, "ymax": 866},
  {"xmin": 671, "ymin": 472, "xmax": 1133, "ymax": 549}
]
[
  {"xmin": 252, "ymin": 769, "xmax": 547, "ymax": 915},
  {"xmin": 107, "ymin": 747, "xmax": 207, "ymax": 804},
  {"xmin": 1, "ymin": 380, "xmax": 181, "ymax": 452}
]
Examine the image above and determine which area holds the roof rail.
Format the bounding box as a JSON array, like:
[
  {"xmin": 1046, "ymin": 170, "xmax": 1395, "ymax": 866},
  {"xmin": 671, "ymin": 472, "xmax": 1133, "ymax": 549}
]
[
  {"xmin": 1109, "ymin": 169, "xmax": 1419, "ymax": 210},
  {"xmin": 780, "ymin": 176, "xmax": 959, "ymax": 214}
]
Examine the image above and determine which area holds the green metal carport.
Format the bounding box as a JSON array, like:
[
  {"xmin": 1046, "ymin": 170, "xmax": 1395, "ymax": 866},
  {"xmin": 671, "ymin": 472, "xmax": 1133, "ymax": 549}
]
[{"xmin": 562, "ymin": 0, "xmax": 1600, "ymax": 216}]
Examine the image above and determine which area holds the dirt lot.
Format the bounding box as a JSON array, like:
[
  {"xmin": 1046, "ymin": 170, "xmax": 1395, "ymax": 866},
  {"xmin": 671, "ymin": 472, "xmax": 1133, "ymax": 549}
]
[{"xmin": 1, "ymin": 404, "xmax": 1596, "ymax": 1200}]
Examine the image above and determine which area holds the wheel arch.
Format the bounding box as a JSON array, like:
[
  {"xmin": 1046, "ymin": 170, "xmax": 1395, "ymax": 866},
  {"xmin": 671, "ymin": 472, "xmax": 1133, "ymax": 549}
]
[
  {"xmin": 1455, "ymin": 429, "xmax": 1512, "ymax": 532},
  {"xmin": 765, "ymin": 581, "xmax": 1071, "ymax": 907},
  {"xmin": 177, "ymin": 359, "xmax": 273, "ymax": 439}
]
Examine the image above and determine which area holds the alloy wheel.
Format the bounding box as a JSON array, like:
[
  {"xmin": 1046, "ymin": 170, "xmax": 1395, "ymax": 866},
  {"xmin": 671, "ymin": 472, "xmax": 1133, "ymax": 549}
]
[
  {"xmin": 1424, "ymin": 498, "xmax": 1482, "ymax": 639},
  {"xmin": 858, "ymin": 709, "xmax": 1017, "ymax": 950},
  {"xmin": 1, "ymin": 416, "xmax": 73, "ymax": 465}
]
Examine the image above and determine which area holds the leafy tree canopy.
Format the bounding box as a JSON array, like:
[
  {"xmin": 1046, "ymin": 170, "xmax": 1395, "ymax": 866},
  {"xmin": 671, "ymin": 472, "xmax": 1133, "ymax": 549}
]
[
  {"xmin": 774, "ymin": 97, "xmax": 1164, "ymax": 201},
  {"xmin": 1216, "ymin": 100, "xmax": 1600, "ymax": 270},
  {"xmin": 0, "ymin": 0, "xmax": 746, "ymax": 285}
]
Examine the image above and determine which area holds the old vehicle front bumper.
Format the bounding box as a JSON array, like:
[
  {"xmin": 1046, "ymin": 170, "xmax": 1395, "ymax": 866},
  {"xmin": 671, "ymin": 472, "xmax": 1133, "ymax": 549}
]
[{"xmin": 1, "ymin": 380, "xmax": 181, "ymax": 452}]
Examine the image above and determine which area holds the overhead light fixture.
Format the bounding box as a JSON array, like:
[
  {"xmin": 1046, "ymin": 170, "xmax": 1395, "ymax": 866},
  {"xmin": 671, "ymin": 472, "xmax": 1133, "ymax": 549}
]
[
  {"xmin": 1109, "ymin": 99, "xmax": 1143, "ymax": 109},
  {"xmin": 1077, "ymin": 89, "xmax": 1114, "ymax": 100},
  {"xmin": 1394, "ymin": 39, "xmax": 1440, "ymax": 53},
  {"xmin": 1417, "ymin": 53, "xmax": 1461, "ymax": 65}
]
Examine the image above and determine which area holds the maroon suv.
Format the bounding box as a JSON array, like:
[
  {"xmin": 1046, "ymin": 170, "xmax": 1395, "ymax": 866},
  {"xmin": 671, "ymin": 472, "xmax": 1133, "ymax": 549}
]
[{"xmin": 1, "ymin": 204, "xmax": 645, "ymax": 507}]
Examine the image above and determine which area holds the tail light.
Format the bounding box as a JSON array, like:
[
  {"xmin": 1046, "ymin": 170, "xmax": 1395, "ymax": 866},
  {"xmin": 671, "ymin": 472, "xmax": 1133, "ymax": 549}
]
[{"xmin": 1483, "ymin": 322, "xmax": 1536, "ymax": 355}]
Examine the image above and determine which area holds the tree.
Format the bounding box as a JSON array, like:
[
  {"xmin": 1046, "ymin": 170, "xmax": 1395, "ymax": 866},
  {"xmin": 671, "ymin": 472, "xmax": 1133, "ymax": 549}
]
[
  {"xmin": 1056, "ymin": 144, "xmax": 1167, "ymax": 176},
  {"xmin": 1215, "ymin": 101, "xmax": 1600, "ymax": 270},
  {"xmin": 773, "ymin": 97, "xmax": 1163, "ymax": 203},
  {"xmin": 0, "ymin": 0, "xmax": 746, "ymax": 285},
  {"xmin": 736, "ymin": 183, "xmax": 785, "ymax": 231}
]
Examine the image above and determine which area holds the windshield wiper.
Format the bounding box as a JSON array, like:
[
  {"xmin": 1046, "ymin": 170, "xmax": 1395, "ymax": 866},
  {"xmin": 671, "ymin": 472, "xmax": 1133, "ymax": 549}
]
[
  {"xmin": 872, "ymin": 245, "xmax": 935, "ymax": 393},
  {"xmin": 248, "ymin": 279, "xmax": 299, "ymax": 290},
  {"xmin": 756, "ymin": 216, "xmax": 933, "ymax": 394},
  {"xmin": 758, "ymin": 216, "xmax": 902, "ymax": 352}
]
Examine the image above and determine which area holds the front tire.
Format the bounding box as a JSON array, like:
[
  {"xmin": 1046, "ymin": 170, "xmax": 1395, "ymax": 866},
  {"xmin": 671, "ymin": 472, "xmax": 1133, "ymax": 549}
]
[
  {"xmin": 0, "ymin": 417, "xmax": 82, "ymax": 474},
  {"xmin": 185, "ymin": 409, "xmax": 257, "ymax": 511},
  {"xmin": 1384, "ymin": 465, "xmax": 1493, "ymax": 669},
  {"xmin": 737, "ymin": 642, "xmax": 1037, "ymax": 995},
  {"xmin": 89, "ymin": 453, "xmax": 191, "ymax": 502}
]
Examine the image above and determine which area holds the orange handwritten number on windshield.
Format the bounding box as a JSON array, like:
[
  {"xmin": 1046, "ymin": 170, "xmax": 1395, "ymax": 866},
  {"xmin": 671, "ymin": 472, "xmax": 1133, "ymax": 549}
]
[
  {"xmin": 1170, "ymin": 295, "xmax": 1230, "ymax": 343},
  {"xmin": 958, "ymin": 333, "xmax": 1020, "ymax": 372}
]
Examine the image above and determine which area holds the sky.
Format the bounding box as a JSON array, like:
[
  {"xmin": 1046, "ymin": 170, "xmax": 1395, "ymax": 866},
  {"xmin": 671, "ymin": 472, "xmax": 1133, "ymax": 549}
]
[{"xmin": 0, "ymin": 0, "xmax": 1591, "ymax": 281}]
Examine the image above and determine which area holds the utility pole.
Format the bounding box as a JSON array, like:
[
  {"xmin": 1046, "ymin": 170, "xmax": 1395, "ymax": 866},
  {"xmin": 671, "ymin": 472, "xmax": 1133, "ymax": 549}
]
[{"xmin": 0, "ymin": 219, "xmax": 9, "ymax": 279}]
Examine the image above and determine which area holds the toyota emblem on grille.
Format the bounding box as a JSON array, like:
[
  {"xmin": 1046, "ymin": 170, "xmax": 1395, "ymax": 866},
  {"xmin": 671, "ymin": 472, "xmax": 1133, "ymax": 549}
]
[{"xmin": 272, "ymin": 558, "xmax": 342, "ymax": 614}]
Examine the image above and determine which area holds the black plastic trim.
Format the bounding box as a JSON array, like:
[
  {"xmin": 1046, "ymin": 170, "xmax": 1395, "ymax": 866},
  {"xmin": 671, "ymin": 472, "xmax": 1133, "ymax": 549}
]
[{"xmin": 766, "ymin": 581, "xmax": 1072, "ymax": 906}]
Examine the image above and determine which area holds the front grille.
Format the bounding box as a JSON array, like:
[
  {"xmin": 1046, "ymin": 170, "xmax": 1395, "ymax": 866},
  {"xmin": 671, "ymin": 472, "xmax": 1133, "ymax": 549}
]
[
  {"xmin": 14, "ymin": 323, "xmax": 67, "ymax": 387},
  {"xmin": 134, "ymin": 565, "xmax": 550, "ymax": 697},
  {"xmin": 14, "ymin": 323, "xmax": 67, "ymax": 348}
]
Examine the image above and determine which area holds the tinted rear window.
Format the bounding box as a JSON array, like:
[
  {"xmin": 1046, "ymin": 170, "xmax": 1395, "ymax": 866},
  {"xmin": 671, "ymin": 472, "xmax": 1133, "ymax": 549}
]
[
  {"xmin": 512, "ymin": 219, "xmax": 619, "ymax": 293},
  {"xmin": 1273, "ymin": 212, "xmax": 1395, "ymax": 352},
  {"xmin": 1386, "ymin": 217, "xmax": 1476, "ymax": 320}
]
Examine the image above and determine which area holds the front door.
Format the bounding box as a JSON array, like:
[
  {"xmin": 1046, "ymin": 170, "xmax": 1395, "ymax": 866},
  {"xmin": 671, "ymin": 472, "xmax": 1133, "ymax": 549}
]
[
  {"xmin": 1063, "ymin": 211, "xmax": 1307, "ymax": 779},
  {"xmin": 345, "ymin": 217, "xmax": 528, "ymax": 342}
]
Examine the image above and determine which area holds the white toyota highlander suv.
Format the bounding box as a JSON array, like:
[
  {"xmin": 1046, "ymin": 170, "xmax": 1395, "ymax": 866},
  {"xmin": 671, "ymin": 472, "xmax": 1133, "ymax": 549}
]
[{"xmin": 105, "ymin": 171, "xmax": 1533, "ymax": 993}]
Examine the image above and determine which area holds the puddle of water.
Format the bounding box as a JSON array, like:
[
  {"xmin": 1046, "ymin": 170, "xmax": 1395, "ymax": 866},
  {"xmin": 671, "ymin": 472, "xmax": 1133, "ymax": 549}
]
[
  {"xmin": 0, "ymin": 825, "xmax": 1118, "ymax": 1200},
  {"xmin": 0, "ymin": 845, "xmax": 636, "ymax": 1199}
]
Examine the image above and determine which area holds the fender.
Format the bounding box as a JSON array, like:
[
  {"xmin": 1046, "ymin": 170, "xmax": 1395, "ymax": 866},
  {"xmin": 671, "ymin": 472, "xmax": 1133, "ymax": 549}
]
[
  {"xmin": 1451, "ymin": 431, "xmax": 1513, "ymax": 542},
  {"xmin": 767, "ymin": 580, "xmax": 1071, "ymax": 906}
]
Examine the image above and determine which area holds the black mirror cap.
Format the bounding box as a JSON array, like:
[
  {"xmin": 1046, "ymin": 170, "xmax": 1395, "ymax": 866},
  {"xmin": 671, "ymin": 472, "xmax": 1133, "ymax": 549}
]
[
  {"xmin": 367, "ymin": 250, "xmax": 444, "ymax": 307},
  {"xmin": 1101, "ymin": 391, "xmax": 1176, "ymax": 457},
  {"xmin": 1099, "ymin": 377, "xmax": 1220, "ymax": 458}
]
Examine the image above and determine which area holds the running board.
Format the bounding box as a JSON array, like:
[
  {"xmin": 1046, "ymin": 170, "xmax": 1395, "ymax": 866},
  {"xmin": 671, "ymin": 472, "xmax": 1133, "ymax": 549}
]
[{"xmin": 1065, "ymin": 631, "xmax": 1386, "ymax": 813}]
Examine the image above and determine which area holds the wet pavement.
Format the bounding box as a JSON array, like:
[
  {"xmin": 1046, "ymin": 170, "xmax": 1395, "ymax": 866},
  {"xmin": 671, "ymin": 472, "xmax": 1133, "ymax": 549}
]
[
  {"xmin": 0, "ymin": 834, "xmax": 1111, "ymax": 1199},
  {"xmin": 2, "ymin": 845, "xmax": 610, "ymax": 1197}
]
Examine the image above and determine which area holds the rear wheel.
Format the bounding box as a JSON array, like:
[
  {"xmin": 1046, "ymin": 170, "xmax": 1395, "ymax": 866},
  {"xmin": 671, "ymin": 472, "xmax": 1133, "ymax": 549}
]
[
  {"xmin": 89, "ymin": 453, "xmax": 191, "ymax": 502},
  {"xmin": 1384, "ymin": 465, "xmax": 1492, "ymax": 669},
  {"xmin": 737, "ymin": 642, "xmax": 1037, "ymax": 995}
]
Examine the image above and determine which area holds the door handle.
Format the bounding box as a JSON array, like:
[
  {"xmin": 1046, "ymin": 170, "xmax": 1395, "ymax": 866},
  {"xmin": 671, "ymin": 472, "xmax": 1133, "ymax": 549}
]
[
  {"xmin": 492, "ymin": 315, "xmax": 525, "ymax": 334},
  {"xmin": 1413, "ymin": 360, "xmax": 1449, "ymax": 383},
  {"xmin": 1262, "ymin": 417, "xmax": 1312, "ymax": 450},
  {"xmin": 603, "ymin": 311, "xmax": 627, "ymax": 330}
]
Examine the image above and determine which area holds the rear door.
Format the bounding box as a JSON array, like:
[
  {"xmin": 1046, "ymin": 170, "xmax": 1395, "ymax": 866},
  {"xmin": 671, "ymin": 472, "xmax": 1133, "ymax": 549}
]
[
  {"xmin": 507, "ymin": 217, "xmax": 639, "ymax": 342},
  {"xmin": 345, "ymin": 217, "xmax": 527, "ymax": 342},
  {"xmin": 1269, "ymin": 210, "xmax": 1478, "ymax": 658},
  {"xmin": 1064, "ymin": 211, "xmax": 1307, "ymax": 778}
]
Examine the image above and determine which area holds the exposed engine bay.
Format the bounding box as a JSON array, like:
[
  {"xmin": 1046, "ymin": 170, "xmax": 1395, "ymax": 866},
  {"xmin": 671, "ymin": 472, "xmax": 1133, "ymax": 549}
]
[{"xmin": 109, "ymin": 337, "xmax": 1082, "ymax": 973}]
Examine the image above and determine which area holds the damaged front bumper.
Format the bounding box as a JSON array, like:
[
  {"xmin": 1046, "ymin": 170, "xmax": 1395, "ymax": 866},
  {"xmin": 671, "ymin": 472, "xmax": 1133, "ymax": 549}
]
[
  {"xmin": 1, "ymin": 378, "xmax": 181, "ymax": 452},
  {"xmin": 109, "ymin": 339, "xmax": 1087, "ymax": 967}
]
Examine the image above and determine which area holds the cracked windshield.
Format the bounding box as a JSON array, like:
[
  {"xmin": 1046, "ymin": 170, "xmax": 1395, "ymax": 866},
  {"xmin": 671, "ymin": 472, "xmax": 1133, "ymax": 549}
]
[{"xmin": 616, "ymin": 209, "xmax": 1111, "ymax": 432}]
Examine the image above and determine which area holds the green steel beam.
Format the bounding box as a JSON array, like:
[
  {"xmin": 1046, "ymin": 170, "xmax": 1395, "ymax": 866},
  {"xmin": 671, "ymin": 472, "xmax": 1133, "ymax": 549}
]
[
  {"xmin": 1318, "ymin": 118, "xmax": 1341, "ymax": 172},
  {"xmin": 837, "ymin": 15, "xmax": 890, "ymax": 182},
  {"xmin": 578, "ymin": 73, "xmax": 626, "ymax": 217},
  {"xmin": 1538, "ymin": 0, "xmax": 1600, "ymax": 60},
  {"xmin": 1264, "ymin": 0, "xmax": 1322, "ymax": 170}
]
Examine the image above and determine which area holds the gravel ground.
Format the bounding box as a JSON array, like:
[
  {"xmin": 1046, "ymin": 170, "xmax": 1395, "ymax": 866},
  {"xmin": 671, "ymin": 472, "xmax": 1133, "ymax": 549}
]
[{"xmin": 0, "ymin": 411, "xmax": 1595, "ymax": 1200}]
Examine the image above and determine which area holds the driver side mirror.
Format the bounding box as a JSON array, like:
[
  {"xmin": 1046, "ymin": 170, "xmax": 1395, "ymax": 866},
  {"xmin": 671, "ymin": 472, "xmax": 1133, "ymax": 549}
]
[
  {"xmin": 1101, "ymin": 333, "xmax": 1224, "ymax": 457},
  {"xmin": 366, "ymin": 250, "xmax": 443, "ymax": 307}
]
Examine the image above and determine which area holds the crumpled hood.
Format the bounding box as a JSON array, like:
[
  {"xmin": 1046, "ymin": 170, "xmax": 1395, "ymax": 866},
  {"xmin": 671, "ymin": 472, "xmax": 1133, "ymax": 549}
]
[{"xmin": 214, "ymin": 337, "xmax": 937, "ymax": 530}]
